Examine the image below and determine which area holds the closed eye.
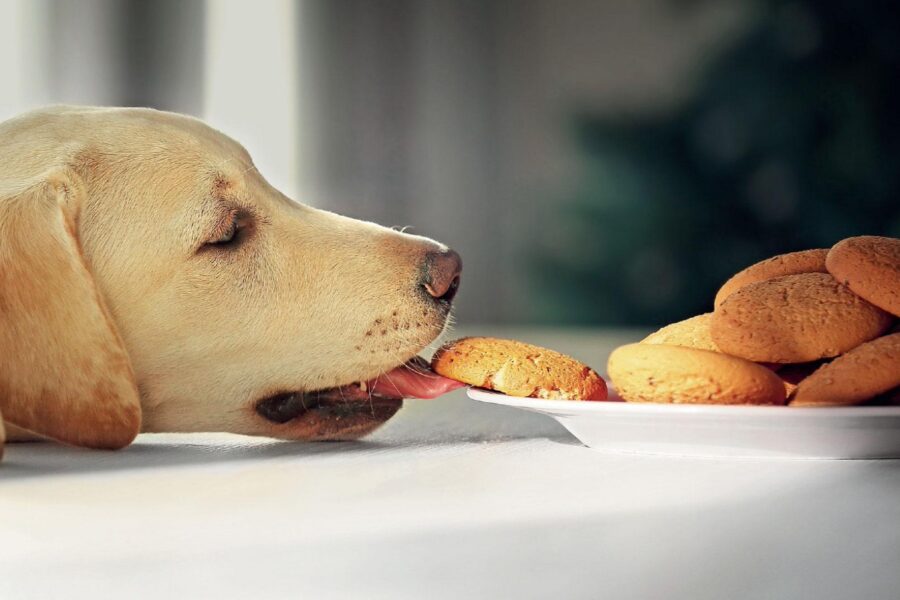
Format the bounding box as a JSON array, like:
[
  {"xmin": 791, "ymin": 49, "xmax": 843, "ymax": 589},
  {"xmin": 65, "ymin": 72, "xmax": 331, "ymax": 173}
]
[
  {"xmin": 203, "ymin": 209, "xmax": 253, "ymax": 251},
  {"xmin": 210, "ymin": 218, "xmax": 239, "ymax": 246}
]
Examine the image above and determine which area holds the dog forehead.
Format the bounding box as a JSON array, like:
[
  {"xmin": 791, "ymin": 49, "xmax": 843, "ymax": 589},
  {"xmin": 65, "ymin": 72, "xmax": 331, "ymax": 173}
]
[
  {"xmin": 2, "ymin": 106, "xmax": 269, "ymax": 239},
  {"xmin": 92, "ymin": 108, "xmax": 250, "ymax": 162},
  {"xmin": 76, "ymin": 111, "xmax": 258, "ymax": 195},
  {"xmin": 3, "ymin": 106, "xmax": 250, "ymax": 167}
]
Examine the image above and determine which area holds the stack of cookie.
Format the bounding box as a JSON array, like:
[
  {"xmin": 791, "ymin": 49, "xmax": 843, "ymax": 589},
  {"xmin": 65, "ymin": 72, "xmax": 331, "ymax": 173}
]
[{"xmin": 608, "ymin": 236, "xmax": 900, "ymax": 407}]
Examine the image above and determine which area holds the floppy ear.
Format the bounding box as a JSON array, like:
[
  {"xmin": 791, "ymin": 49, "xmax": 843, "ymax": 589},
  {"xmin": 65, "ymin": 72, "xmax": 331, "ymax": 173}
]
[{"xmin": 0, "ymin": 169, "xmax": 141, "ymax": 450}]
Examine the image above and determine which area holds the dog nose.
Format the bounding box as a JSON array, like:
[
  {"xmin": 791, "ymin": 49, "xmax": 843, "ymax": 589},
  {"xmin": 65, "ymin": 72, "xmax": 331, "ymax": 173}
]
[{"xmin": 422, "ymin": 249, "xmax": 462, "ymax": 304}]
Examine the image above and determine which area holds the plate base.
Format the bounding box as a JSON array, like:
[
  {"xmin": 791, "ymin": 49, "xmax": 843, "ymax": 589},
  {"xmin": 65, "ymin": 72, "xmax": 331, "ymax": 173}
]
[{"xmin": 467, "ymin": 388, "xmax": 900, "ymax": 460}]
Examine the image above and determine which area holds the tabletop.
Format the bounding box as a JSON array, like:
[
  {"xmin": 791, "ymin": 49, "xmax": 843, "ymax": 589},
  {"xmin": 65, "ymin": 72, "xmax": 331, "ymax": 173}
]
[{"xmin": 2, "ymin": 327, "xmax": 899, "ymax": 600}]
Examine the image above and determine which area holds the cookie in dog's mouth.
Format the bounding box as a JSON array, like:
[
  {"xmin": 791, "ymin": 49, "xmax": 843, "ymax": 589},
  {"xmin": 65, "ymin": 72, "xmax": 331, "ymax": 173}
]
[{"xmin": 256, "ymin": 356, "xmax": 463, "ymax": 424}]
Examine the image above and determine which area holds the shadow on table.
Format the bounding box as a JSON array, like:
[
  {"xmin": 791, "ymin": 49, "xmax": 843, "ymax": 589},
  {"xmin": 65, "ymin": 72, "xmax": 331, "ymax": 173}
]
[
  {"xmin": 0, "ymin": 436, "xmax": 397, "ymax": 480},
  {"xmin": 2, "ymin": 434, "xmax": 580, "ymax": 481},
  {"xmin": 1, "ymin": 392, "xmax": 581, "ymax": 480}
]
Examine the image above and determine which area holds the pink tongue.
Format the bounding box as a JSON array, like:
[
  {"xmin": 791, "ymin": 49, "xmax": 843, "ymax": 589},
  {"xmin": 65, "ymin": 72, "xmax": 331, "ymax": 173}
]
[{"xmin": 368, "ymin": 363, "xmax": 464, "ymax": 399}]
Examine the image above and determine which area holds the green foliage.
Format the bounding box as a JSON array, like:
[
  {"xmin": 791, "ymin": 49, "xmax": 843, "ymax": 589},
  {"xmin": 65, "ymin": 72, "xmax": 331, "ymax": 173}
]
[{"xmin": 530, "ymin": 1, "xmax": 900, "ymax": 325}]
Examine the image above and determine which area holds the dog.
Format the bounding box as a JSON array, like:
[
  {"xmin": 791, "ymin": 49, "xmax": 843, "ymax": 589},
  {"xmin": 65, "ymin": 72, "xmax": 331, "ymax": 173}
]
[{"xmin": 0, "ymin": 106, "xmax": 462, "ymax": 459}]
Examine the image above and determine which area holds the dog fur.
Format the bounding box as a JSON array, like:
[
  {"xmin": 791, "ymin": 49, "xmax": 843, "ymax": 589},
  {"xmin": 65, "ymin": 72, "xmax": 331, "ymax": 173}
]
[{"xmin": 0, "ymin": 106, "xmax": 455, "ymax": 457}]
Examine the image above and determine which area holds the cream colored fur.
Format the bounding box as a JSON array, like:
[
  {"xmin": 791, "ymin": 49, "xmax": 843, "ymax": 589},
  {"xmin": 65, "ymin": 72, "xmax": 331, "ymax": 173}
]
[{"xmin": 0, "ymin": 106, "xmax": 452, "ymax": 453}]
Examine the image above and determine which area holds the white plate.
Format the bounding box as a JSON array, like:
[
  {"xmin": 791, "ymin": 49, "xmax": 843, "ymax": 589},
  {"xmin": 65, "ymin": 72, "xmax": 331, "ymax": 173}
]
[{"xmin": 467, "ymin": 387, "xmax": 900, "ymax": 459}]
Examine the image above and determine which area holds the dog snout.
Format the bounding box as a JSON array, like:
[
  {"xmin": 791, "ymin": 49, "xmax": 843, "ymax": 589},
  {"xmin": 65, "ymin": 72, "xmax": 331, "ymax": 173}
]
[{"xmin": 422, "ymin": 248, "xmax": 462, "ymax": 304}]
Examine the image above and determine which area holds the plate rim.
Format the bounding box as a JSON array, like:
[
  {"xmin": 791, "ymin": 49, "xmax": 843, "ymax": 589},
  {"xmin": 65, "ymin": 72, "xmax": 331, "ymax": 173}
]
[{"xmin": 466, "ymin": 387, "xmax": 900, "ymax": 418}]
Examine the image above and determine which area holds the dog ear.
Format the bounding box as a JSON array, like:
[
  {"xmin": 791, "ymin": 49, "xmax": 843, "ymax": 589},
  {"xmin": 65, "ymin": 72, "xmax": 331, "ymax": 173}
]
[{"xmin": 0, "ymin": 169, "xmax": 141, "ymax": 450}]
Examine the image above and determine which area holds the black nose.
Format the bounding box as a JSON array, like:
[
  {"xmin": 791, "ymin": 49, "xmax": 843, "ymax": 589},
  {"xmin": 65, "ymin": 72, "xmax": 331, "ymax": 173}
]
[{"xmin": 422, "ymin": 249, "xmax": 462, "ymax": 304}]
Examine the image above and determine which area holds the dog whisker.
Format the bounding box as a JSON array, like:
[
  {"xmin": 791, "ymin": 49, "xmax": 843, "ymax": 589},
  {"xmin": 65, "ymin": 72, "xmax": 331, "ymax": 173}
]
[
  {"xmin": 238, "ymin": 161, "xmax": 259, "ymax": 176},
  {"xmin": 368, "ymin": 372, "xmax": 383, "ymax": 416},
  {"xmin": 337, "ymin": 383, "xmax": 351, "ymax": 409}
]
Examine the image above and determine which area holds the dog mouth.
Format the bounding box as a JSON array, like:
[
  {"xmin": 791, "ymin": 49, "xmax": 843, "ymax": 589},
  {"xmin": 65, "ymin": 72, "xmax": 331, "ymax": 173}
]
[{"xmin": 255, "ymin": 357, "xmax": 463, "ymax": 425}]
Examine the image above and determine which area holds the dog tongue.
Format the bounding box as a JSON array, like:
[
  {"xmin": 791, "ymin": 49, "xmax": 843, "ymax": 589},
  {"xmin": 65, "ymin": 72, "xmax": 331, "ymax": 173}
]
[{"xmin": 368, "ymin": 359, "xmax": 464, "ymax": 399}]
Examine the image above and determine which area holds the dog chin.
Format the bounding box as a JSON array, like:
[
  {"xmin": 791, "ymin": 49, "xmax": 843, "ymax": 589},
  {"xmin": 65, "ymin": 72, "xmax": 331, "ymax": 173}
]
[{"xmin": 255, "ymin": 392, "xmax": 403, "ymax": 441}]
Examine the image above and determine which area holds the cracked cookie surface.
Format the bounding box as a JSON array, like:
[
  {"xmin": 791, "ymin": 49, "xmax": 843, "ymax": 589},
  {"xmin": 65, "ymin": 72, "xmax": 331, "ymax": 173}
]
[
  {"xmin": 432, "ymin": 337, "xmax": 607, "ymax": 400},
  {"xmin": 714, "ymin": 249, "xmax": 828, "ymax": 309},
  {"xmin": 790, "ymin": 333, "xmax": 900, "ymax": 406},
  {"xmin": 826, "ymin": 235, "xmax": 900, "ymax": 317},
  {"xmin": 711, "ymin": 273, "xmax": 893, "ymax": 363}
]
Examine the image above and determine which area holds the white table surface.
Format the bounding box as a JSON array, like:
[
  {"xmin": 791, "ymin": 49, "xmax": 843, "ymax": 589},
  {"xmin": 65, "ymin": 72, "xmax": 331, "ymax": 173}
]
[{"xmin": 2, "ymin": 327, "xmax": 899, "ymax": 600}]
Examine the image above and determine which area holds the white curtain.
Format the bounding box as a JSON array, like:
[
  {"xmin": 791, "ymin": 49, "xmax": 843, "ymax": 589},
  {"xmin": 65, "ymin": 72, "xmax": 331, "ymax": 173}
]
[
  {"xmin": 0, "ymin": 0, "xmax": 52, "ymax": 121},
  {"xmin": 204, "ymin": 0, "xmax": 300, "ymax": 201}
]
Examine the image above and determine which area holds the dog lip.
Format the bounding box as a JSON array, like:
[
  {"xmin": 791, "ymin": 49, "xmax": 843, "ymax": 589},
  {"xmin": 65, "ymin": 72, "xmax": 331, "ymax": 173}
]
[
  {"xmin": 256, "ymin": 391, "xmax": 313, "ymax": 425},
  {"xmin": 255, "ymin": 357, "xmax": 462, "ymax": 424},
  {"xmin": 255, "ymin": 388, "xmax": 402, "ymax": 424}
]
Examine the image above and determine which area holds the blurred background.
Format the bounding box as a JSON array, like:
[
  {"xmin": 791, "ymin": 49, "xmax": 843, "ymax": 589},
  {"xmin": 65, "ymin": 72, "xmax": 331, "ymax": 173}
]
[{"xmin": 2, "ymin": 0, "xmax": 898, "ymax": 326}]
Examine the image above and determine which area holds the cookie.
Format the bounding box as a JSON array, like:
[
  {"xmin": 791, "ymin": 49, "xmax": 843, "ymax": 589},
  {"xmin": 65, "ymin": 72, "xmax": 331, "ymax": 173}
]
[
  {"xmin": 826, "ymin": 235, "xmax": 900, "ymax": 317},
  {"xmin": 641, "ymin": 313, "xmax": 718, "ymax": 352},
  {"xmin": 432, "ymin": 337, "xmax": 607, "ymax": 400},
  {"xmin": 714, "ymin": 249, "xmax": 828, "ymax": 309},
  {"xmin": 607, "ymin": 343, "xmax": 785, "ymax": 405},
  {"xmin": 711, "ymin": 273, "xmax": 893, "ymax": 363},
  {"xmin": 641, "ymin": 313, "xmax": 781, "ymax": 370},
  {"xmin": 790, "ymin": 333, "xmax": 900, "ymax": 406}
]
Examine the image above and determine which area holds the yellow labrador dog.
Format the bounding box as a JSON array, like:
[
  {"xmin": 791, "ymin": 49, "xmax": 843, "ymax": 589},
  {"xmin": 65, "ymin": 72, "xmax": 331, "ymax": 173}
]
[{"xmin": 0, "ymin": 106, "xmax": 463, "ymax": 459}]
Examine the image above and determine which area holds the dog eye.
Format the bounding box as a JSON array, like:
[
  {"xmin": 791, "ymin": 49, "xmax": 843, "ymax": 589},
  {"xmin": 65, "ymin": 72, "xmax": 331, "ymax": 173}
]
[
  {"xmin": 211, "ymin": 220, "xmax": 239, "ymax": 246},
  {"xmin": 204, "ymin": 211, "xmax": 250, "ymax": 250}
]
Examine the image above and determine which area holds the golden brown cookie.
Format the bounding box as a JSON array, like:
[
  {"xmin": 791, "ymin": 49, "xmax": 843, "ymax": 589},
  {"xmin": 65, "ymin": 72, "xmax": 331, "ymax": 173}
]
[
  {"xmin": 826, "ymin": 235, "xmax": 900, "ymax": 317},
  {"xmin": 432, "ymin": 337, "xmax": 607, "ymax": 400},
  {"xmin": 607, "ymin": 343, "xmax": 785, "ymax": 405},
  {"xmin": 641, "ymin": 313, "xmax": 718, "ymax": 352},
  {"xmin": 714, "ymin": 249, "xmax": 828, "ymax": 309},
  {"xmin": 711, "ymin": 273, "xmax": 893, "ymax": 363},
  {"xmin": 789, "ymin": 333, "xmax": 900, "ymax": 406}
]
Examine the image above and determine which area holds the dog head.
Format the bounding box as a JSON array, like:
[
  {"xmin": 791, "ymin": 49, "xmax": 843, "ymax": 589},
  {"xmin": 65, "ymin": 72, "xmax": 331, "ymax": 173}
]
[{"xmin": 0, "ymin": 106, "xmax": 461, "ymax": 448}]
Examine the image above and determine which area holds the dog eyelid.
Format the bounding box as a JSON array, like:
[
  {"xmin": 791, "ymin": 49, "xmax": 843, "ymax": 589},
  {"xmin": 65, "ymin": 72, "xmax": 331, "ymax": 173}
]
[
  {"xmin": 211, "ymin": 211, "xmax": 239, "ymax": 243},
  {"xmin": 203, "ymin": 208, "xmax": 251, "ymax": 250},
  {"xmin": 212, "ymin": 220, "xmax": 238, "ymax": 244}
]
